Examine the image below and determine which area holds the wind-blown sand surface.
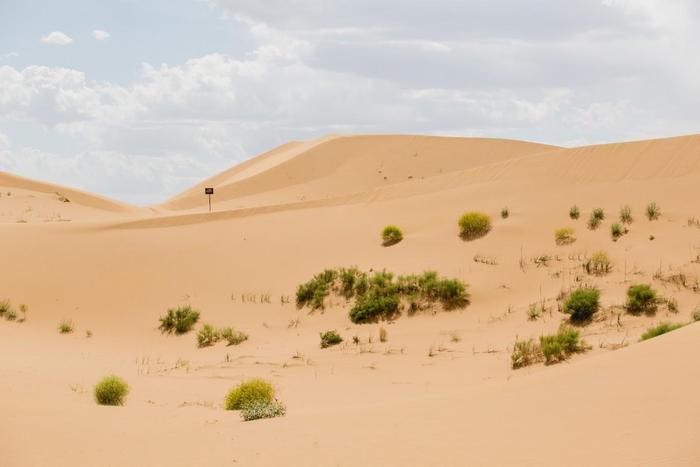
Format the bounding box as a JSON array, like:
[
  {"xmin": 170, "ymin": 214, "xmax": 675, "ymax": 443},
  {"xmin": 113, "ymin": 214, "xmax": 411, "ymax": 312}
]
[{"xmin": 1, "ymin": 134, "xmax": 699, "ymax": 466}]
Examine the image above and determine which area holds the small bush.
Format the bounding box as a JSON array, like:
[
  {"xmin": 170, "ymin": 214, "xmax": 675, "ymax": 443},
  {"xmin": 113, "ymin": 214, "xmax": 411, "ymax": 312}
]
[
  {"xmin": 511, "ymin": 339, "xmax": 541, "ymax": 369},
  {"xmin": 320, "ymin": 330, "xmax": 343, "ymax": 348},
  {"xmin": 220, "ymin": 327, "xmax": 248, "ymax": 346},
  {"xmin": 592, "ymin": 208, "xmax": 605, "ymax": 221},
  {"xmin": 646, "ymin": 202, "xmax": 660, "ymax": 220},
  {"xmin": 569, "ymin": 205, "xmax": 580, "ymax": 220},
  {"xmin": 640, "ymin": 322, "xmax": 684, "ymax": 341},
  {"xmin": 196, "ymin": 324, "xmax": 220, "ymax": 348},
  {"xmin": 501, "ymin": 207, "xmax": 509, "ymax": 219},
  {"xmin": 584, "ymin": 250, "xmax": 612, "ymax": 276},
  {"xmin": 458, "ymin": 212, "xmax": 491, "ymax": 240},
  {"xmin": 625, "ymin": 284, "xmax": 658, "ymax": 315},
  {"xmin": 554, "ymin": 227, "xmax": 575, "ymax": 245},
  {"xmin": 349, "ymin": 289, "xmax": 400, "ymax": 323},
  {"xmin": 18, "ymin": 303, "xmax": 27, "ymax": 321},
  {"xmin": 296, "ymin": 269, "xmax": 337, "ymax": 310},
  {"xmin": 610, "ymin": 223, "xmax": 623, "ymax": 240},
  {"xmin": 381, "ymin": 225, "xmax": 403, "ymax": 246},
  {"xmin": 620, "ymin": 205, "xmax": 633, "ymax": 224},
  {"xmin": 693, "ymin": 306, "xmax": 700, "ymax": 322},
  {"xmin": 159, "ymin": 305, "xmax": 200, "ymax": 334},
  {"xmin": 225, "ymin": 379, "xmax": 275, "ymax": 411},
  {"xmin": 563, "ymin": 287, "xmax": 600, "ymax": 323},
  {"xmin": 0, "ymin": 299, "xmax": 12, "ymax": 318},
  {"xmin": 5, "ymin": 308, "xmax": 17, "ymax": 321},
  {"xmin": 58, "ymin": 320, "xmax": 74, "ymax": 334},
  {"xmin": 540, "ymin": 326, "xmax": 584, "ymax": 365},
  {"xmin": 241, "ymin": 399, "xmax": 286, "ymax": 421},
  {"xmin": 94, "ymin": 375, "xmax": 129, "ymax": 406},
  {"xmin": 587, "ymin": 213, "xmax": 601, "ymax": 230}
]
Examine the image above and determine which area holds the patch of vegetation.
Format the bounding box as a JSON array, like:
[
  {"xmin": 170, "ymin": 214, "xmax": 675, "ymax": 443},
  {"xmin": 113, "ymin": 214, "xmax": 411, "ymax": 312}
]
[
  {"xmin": 58, "ymin": 320, "xmax": 74, "ymax": 334},
  {"xmin": 554, "ymin": 227, "xmax": 575, "ymax": 245},
  {"xmin": 640, "ymin": 322, "xmax": 684, "ymax": 341},
  {"xmin": 241, "ymin": 399, "xmax": 286, "ymax": 421},
  {"xmin": 320, "ymin": 330, "xmax": 343, "ymax": 348},
  {"xmin": 625, "ymin": 284, "xmax": 658, "ymax": 315},
  {"xmin": 159, "ymin": 305, "xmax": 200, "ymax": 334},
  {"xmin": 620, "ymin": 205, "xmax": 633, "ymax": 224},
  {"xmin": 511, "ymin": 339, "xmax": 542, "ymax": 369},
  {"xmin": 224, "ymin": 379, "xmax": 275, "ymax": 411},
  {"xmin": 610, "ymin": 222, "xmax": 624, "ymax": 241},
  {"xmin": 458, "ymin": 212, "xmax": 491, "ymax": 240},
  {"xmin": 296, "ymin": 269, "xmax": 337, "ymax": 310},
  {"xmin": 220, "ymin": 327, "xmax": 248, "ymax": 346},
  {"xmin": 197, "ymin": 324, "xmax": 220, "ymax": 348},
  {"xmin": 563, "ymin": 287, "xmax": 600, "ymax": 323},
  {"xmin": 592, "ymin": 208, "xmax": 605, "ymax": 221},
  {"xmin": 5, "ymin": 308, "xmax": 17, "ymax": 321},
  {"xmin": 587, "ymin": 212, "xmax": 601, "ymax": 230},
  {"xmin": 500, "ymin": 207, "xmax": 509, "ymax": 219},
  {"xmin": 94, "ymin": 375, "xmax": 129, "ymax": 406},
  {"xmin": 584, "ymin": 250, "xmax": 612, "ymax": 276},
  {"xmin": 381, "ymin": 225, "xmax": 403, "ymax": 246},
  {"xmin": 379, "ymin": 326, "xmax": 388, "ymax": 342},
  {"xmin": 18, "ymin": 303, "xmax": 27, "ymax": 322},
  {"xmin": 0, "ymin": 299, "xmax": 12, "ymax": 318},
  {"xmin": 569, "ymin": 205, "xmax": 580, "ymax": 220},
  {"xmin": 540, "ymin": 326, "xmax": 585, "ymax": 365},
  {"xmin": 692, "ymin": 306, "xmax": 700, "ymax": 322},
  {"xmin": 646, "ymin": 202, "xmax": 660, "ymax": 220}
]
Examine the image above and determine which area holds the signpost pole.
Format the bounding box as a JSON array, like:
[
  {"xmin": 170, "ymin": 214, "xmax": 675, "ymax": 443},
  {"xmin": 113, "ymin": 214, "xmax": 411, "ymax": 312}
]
[
  {"xmin": 205, "ymin": 187, "xmax": 214, "ymax": 213},
  {"xmin": 208, "ymin": 194, "xmax": 211, "ymax": 213}
]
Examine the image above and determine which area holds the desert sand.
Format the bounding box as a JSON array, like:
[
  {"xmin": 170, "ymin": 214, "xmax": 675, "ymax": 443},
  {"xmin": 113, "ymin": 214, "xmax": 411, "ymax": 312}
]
[{"xmin": 1, "ymin": 134, "xmax": 699, "ymax": 466}]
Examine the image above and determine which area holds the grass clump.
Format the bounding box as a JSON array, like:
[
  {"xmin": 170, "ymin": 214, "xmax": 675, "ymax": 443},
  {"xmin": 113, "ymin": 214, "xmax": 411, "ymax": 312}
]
[
  {"xmin": 554, "ymin": 227, "xmax": 575, "ymax": 245},
  {"xmin": 540, "ymin": 326, "xmax": 585, "ymax": 365},
  {"xmin": 646, "ymin": 202, "xmax": 660, "ymax": 220},
  {"xmin": 220, "ymin": 327, "xmax": 248, "ymax": 346},
  {"xmin": 500, "ymin": 207, "xmax": 509, "ymax": 219},
  {"xmin": 159, "ymin": 305, "xmax": 200, "ymax": 334},
  {"xmin": 640, "ymin": 322, "xmax": 684, "ymax": 341},
  {"xmin": 610, "ymin": 222, "xmax": 624, "ymax": 241},
  {"xmin": 320, "ymin": 330, "xmax": 343, "ymax": 348},
  {"xmin": 94, "ymin": 375, "xmax": 129, "ymax": 406},
  {"xmin": 584, "ymin": 250, "xmax": 612, "ymax": 276},
  {"xmin": 241, "ymin": 399, "xmax": 286, "ymax": 421},
  {"xmin": 458, "ymin": 212, "xmax": 491, "ymax": 240},
  {"xmin": 511, "ymin": 339, "xmax": 542, "ymax": 369},
  {"xmin": 587, "ymin": 208, "xmax": 604, "ymax": 230},
  {"xmin": 0, "ymin": 299, "xmax": 12, "ymax": 318},
  {"xmin": 295, "ymin": 269, "xmax": 337, "ymax": 310},
  {"xmin": 58, "ymin": 320, "xmax": 74, "ymax": 334},
  {"xmin": 224, "ymin": 378, "xmax": 275, "ymax": 411},
  {"xmin": 620, "ymin": 205, "xmax": 633, "ymax": 224},
  {"xmin": 625, "ymin": 284, "xmax": 658, "ymax": 315},
  {"xmin": 569, "ymin": 205, "xmax": 580, "ymax": 220},
  {"xmin": 381, "ymin": 225, "xmax": 403, "ymax": 246},
  {"xmin": 196, "ymin": 324, "xmax": 220, "ymax": 348},
  {"xmin": 693, "ymin": 306, "xmax": 700, "ymax": 322},
  {"xmin": 563, "ymin": 287, "xmax": 600, "ymax": 323}
]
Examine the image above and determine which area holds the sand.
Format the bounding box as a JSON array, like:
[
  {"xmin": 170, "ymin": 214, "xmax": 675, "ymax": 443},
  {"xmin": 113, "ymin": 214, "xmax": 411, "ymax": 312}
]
[{"xmin": 1, "ymin": 134, "xmax": 699, "ymax": 466}]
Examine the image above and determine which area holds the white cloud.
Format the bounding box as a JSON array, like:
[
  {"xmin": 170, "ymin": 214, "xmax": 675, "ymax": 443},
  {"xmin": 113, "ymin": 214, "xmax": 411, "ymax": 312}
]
[
  {"xmin": 40, "ymin": 31, "xmax": 74, "ymax": 46},
  {"xmin": 92, "ymin": 30, "xmax": 111, "ymax": 40}
]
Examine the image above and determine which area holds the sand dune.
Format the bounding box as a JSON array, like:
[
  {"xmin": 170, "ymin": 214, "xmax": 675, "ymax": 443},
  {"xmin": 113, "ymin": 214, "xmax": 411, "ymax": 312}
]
[{"xmin": 1, "ymin": 133, "xmax": 699, "ymax": 466}]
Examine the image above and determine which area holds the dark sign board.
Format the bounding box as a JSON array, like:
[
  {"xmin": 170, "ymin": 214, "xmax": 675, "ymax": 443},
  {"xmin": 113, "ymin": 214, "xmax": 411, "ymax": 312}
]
[{"xmin": 205, "ymin": 187, "xmax": 214, "ymax": 195}]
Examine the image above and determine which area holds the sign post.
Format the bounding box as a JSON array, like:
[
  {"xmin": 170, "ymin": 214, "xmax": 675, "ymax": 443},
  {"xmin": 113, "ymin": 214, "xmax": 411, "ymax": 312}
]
[{"xmin": 205, "ymin": 187, "xmax": 214, "ymax": 212}]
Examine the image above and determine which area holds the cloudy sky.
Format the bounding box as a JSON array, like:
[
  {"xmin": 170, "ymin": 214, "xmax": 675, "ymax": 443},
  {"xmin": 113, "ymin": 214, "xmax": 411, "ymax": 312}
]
[{"xmin": 1, "ymin": 0, "xmax": 698, "ymax": 204}]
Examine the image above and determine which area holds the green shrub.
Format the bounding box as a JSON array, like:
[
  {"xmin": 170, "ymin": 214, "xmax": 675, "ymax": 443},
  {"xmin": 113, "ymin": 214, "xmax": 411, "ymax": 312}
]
[
  {"xmin": 563, "ymin": 287, "xmax": 600, "ymax": 322},
  {"xmin": 159, "ymin": 305, "xmax": 200, "ymax": 334},
  {"xmin": 646, "ymin": 202, "xmax": 660, "ymax": 220},
  {"xmin": 94, "ymin": 375, "xmax": 129, "ymax": 406},
  {"xmin": 592, "ymin": 208, "xmax": 605, "ymax": 220},
  {"xmin": 338, "ymin": 267, "xmax": 367, "ymax": 298},
  {"xmin": 433, "ymin": 278, "xmax": 469, "ymax": 309},
  {"xmin": 584, "ymin": 250, "xmax": 612, "ymax": 276},
  {"xmin": 381, "ymin": 225, "xmax": 403, "ymax": 246},
  {"xmin": 196, "ymin": 324, "xmax": 220, "ymax": 347},
  {"xmin": 0, "ymin": 299, "xmax": 11, "ymax": 318},
  {"xmin": 640, "ymin": 322, "xmax": 684, "ymax": 341},
  {"xmin": 554, "ymin": 227, "xmax": 575, "ymax": 245},
  {"xmin": 349, "ymin": 289, "xmax": 400, "ymax": 323},
  {"xmin": 295, "ymin": 269, "xmax": 337, "ymax": 309},
  {"xmin": 501, "ymin": 207, "xmax": 509, "ymax": 219},
  {"xmin": 220, "ymin": 327, "xmax": 248, "ymax": 346},
  {"xmin": 458, "ymin": 212, "xmax": 491, "ymax": 240},
  {"xmin": 610, "ymin": 223, "xmax": 623, "ymax": 240},
  {"xmin": 58, "ymin": 320, "xmax": 74, "ymax": 334},
  {"xmin": 540, "ymin": 326, "xmax": 584, "ymax": 365},
  {"xmin": 625, "ymin": 284, "xmax": 658, "ymax": 315},
  {"xmin": 241, "ymin": 399, "xmax": 286, "ymax": 421},
  {"xmin": 693, "ymin": 306, "xmax": 700, "ymax": 322},
  {"xmin": 569, "ymin": 205, "xmax": 580, "ymax": 220},
  {"xmin": 511, "ymin": 339, "xmax": 541, "ymax": 369},
  {"xmin": 320, "ymin": 330, "xmax": 343, "ymax": 348},
  {"xmin": 620, "ymin": 205, "xmax": 633, "ymax": 224},
  {"xmin": 225, "ymin": 379, "xmax": 275, "ymax": 410}
]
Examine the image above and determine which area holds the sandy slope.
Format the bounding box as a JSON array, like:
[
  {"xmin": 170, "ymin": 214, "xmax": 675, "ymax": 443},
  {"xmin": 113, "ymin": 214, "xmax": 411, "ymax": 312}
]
[{"xmin": 1, "ymin": 134, "xmax": 699, "ymax": 466}]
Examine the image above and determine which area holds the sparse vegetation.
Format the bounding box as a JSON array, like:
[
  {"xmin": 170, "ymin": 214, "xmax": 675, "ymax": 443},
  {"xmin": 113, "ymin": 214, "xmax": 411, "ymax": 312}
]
[
  {"xmin": 620, "ymin": 205, "xmax": 633, "ymax": 224},
  {"xmin": 584, "ymin": 250, "xmax": 613, "ymax": 276},
  {"xmin": 511, "ymin": 339, "xmax": 541, "ymax": 369},
  {"xmin": 0, "ymin": 299, "xmax": 12, "ymax": 318},
  {"xmin": 646, "ymin": 202, "xmax": 660, "ymax": 220},
  {"xmin": 18, "ymin": 303, "xmax": 27, "ymax": 322},
  {"xmin": 458, "ymin": 212, "xmax": 491, "ymax": 240},
  {"xmin": 5, "ymin": 308, "xmax": 17, "ymax": 321},
  {"xmin": 554, "ymin": 227, "xmax": 575, "ymax": 245},
  {"xmin": 587, "ymin": 210, "xmax": 603, "ymax": 230},
  {"xmin": 692, "ymin": 306, "xmax": 700, "ymax": 322},
  {"xmin": 569, "ymin": 205, "xmax": 580, "ymax": 220},
  {"xmin": 220, "ymin": 327, "xmax": 248, "ymax": 346},
  {"xmin": 158, "ymin": 305, "xmax": 200, "ymax": 334},
  {"xmin": 610, "ymin": 222, "xmax": 623, "ymax": 240},
  {"xmin": 592, "ymin": 208, "xmax": 605, "ymax": 221},
  {"xmin": 527, "ymin": 303, "xmax": 543, "ymax": 321},
  {"xmin": 94, "ymin": 375, "xmax": 129, "ymax": 406},
  {"xmin": 381, "ymin": 225, "xmax": 403, "ymax": 246},
  {"xmin": 640, "ymin": 322, "xmax": 684, "ymax": 341},
  {"xmin": 625, "ymin": 284, "xmax": 658, "ymax": 315},
  {"xmin": 58, "ymin": 320, "xmax": 74, "ymax": 334},
  {"xmin": 540, "ymin": 326, "xmax": 585, "ymax": 365},
  {"xmin": 224, "ymin": 379, "xmax": 275, "ymax": 411},
  {"xmin": 296, "ymin": 269, "xmax": 337, "ymax": 310},
  {"xmin": 320, "ymin": 330, "xmax": 343, "ymax": 348},
  {"xmin": 563, "ymin": 287, "xmax": 600, "ymax": 323},
  {"xmin": 500, "ymin": 207, "xmax": 509, "ymax": 219},
  {"xmin": 196, "ymin": 324, "xmax": 220, "ymax": 348},
  {"xmin": 241, "ymin": 399, "xmax": 286, "ymax": 421},
  {"xmin": 379, "ymin": 326, "xmax": 388, "ymax": 342}
]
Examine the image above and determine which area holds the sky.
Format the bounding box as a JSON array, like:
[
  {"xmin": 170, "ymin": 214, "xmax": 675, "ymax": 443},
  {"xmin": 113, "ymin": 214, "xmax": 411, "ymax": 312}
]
[{"xmin": 1, "ymin": 0, "xmax": 699, "ymax": 204}]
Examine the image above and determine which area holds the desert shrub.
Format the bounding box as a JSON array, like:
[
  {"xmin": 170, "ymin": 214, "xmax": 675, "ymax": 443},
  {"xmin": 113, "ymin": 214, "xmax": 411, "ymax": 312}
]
[
  {"xmin": 584, "ymin": 250, "xmax": 612, "ymax": 276},
  {"xmin": 501, "ymin": 207, "xmax": 509, "ymax": 219},
  {"xmin": 0, "ymin": 299, "xmax": 11, "ymax": 317},
  {"xmin": 94, "ymin": 375, "xmax": 129, "ymax": 406},
  {"xmin": 625, "ymin": 284, "xmax": 658, "ymax": 315},
  {"xmin": 379, "ymin": 326, "xmax": 388, "ymax": 342},
  {"xmin": 433, "ymin": 278, "xmax": 469, "ymax": 309},
  {"xmin": 225, "ymin": 379, "xmax": 275, "ymax": 411},
  {"xmin": 664, "ymin": 297, "xmax": 679, "ymax": 314},
  {"xmin": 58, "ymin": 320, "xmax": 74, "ymax": 334},
  {"xmin": 693, "ymin": 306, "xmax": 700, "ymax": 322},
  {"xmin": 458, "ymin": 212, "xmax": 491, "ymax": 240},
  {"xmin": 381, "ymin": 225, "xmax": 403, "ymax": 246},
  {"xmin": 592, "ymin": 208, "xmax": 605, "ymax": 221},
  {"xmin": 18, "ymin": 303, "xmax": 27, "ymax": 321},
  {"xmin": 5, "ymin": 308, "xmax": 17, "ymax": 321},
  {"xmin": 554, "ymin": 227, "xmax": 575, "ymax": 245},
  {"xmin": 640, "ymin": 322, "xmax": 684, "ymax": 341},
  {"xmin": 241, "ymin": 399, "xmax": 286, "ymax": 421},
  {"xmin": 563, "ymin": 287, "xmax": 600, "ymax": 323},
  {"xmin": 569, "ymin": 205, "xmax": 580, "ymax": 220},
  {"xmin": 610, "ymin": 222, "xmax": 623, "ymax": 240},
  {"xmin": 295, "ymin": 269, "xmax": 337, "ymax": 310},
  {"xmin": 196, "ymin": 324, "xmax": 220, "ymax": 348},
  {"xmin": 540, "ymin": 326, "xmax": 584, "ymax": 365},
  {"xmin": 511, "ymin": 339, "xmax": 541, "ymax": 369},
  {"xmin": 159, "ymin": 305, "xmax": 200, "ymax": 334},
  {"xmin": 320, "ymin": 330, "xmax": 343, "ymax": 348},
  {"xmin": 620, "ymin": 205, "xmax": 633, "ymax": 224},
  {"xmin": 646, "ymin": 202, "xmax": 660, "ymax": 220},
  {"xmin": 338, "ymin": 267, "xmax": 366, "ymax": 298},
  {"xmin": 349, "ymin": 288, "xmax": 400, "ymax": 323},
  {"xmin": 220, "ymin": 327, "xmax": 248, "ymax": 346}
]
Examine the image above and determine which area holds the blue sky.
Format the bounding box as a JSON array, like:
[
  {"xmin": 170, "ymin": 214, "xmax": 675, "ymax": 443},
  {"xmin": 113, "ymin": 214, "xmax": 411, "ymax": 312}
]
[{"xmin": 1, "ymin": 0, "xmax": 699, "ymax": 204}]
